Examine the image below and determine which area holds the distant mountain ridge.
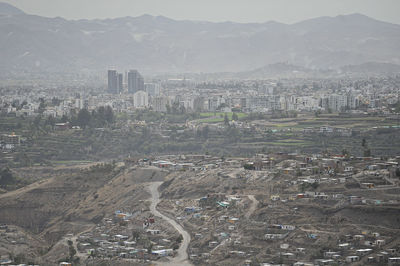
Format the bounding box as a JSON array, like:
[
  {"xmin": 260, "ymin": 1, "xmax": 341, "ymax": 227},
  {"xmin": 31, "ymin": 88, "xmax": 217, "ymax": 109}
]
[
  {"xmin": 0, "ymin": 2, "xmax": 400, "ymax": 75},
  {"xmin": 235, "ymin": 62, "xmax": 400, "ymax": 79},
  {"xmin": 0, "ymin": 2, "xmax": 24, "ymax": 15},
  {"xmin": 340, "ymin": 62, "xmax": 400, "ymax": 75}
]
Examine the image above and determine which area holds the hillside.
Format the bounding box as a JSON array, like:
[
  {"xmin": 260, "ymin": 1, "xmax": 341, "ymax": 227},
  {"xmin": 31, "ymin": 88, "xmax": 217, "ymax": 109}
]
[
  {"xmin": 1, "ymin": 2, "xmax": 400, "ymax": 74},
  {"xmin": 0, "ymin": 163, "xmax": 168, "ymax": 263}
]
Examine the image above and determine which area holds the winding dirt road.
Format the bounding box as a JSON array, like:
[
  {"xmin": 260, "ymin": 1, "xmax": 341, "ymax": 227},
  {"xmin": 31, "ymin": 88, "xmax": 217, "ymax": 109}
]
[{"xmin": 148, "ymin": 182, "xmax": 192, "ymax": 266}]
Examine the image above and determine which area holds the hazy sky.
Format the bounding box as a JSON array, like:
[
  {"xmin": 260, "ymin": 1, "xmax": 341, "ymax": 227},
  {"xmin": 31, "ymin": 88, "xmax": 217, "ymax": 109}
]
[{"xmin": 3, "ymin": 0, "xmax": 400, "ymax": 24}]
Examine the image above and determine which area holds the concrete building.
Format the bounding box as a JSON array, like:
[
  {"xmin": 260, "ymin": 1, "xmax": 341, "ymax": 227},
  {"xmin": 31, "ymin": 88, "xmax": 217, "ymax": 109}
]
[
  {"xmin": 320, "ymin": 92, "xmax": 359, "ymax": 112},
  {"xmin": 134, "ymin": 91, "xmax": 149, "ymax": 108},
  {"xmin": 145, "ymin": 83, "xmax": 161, "ymax": 97},
  {"xmin": 152, "ymin": 96, "xmax": 170, "ymax": 112},
  {"xmin": 193, "ymin": 97, "xmax": 205, "ymax": 112}
]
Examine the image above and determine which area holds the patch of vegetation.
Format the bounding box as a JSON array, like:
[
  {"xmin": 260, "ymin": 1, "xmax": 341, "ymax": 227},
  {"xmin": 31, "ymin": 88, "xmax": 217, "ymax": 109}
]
[
  {"xmin": 299, "ymin": 182, "xmax": 319, "ymax": 192},
  {"xmin": 1, "ymin": 111, "xmax": 400, "ymax": 167}
]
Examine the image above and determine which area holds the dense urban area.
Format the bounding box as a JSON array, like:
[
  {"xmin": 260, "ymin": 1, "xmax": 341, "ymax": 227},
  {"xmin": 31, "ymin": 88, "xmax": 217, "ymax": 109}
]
[{"xmin": 0, "ymin": 70, "xmax": 400, "ymax": 266}]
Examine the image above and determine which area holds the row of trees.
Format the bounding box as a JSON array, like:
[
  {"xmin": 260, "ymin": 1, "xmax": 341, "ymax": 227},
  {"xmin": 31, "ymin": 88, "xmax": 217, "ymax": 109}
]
[
  {"xmin": 223, "ymin": 113, "xmax": 239, "ymax": 125},
  {"xmin": 166, "ymin": 101, "xmax": 186, "ymax": 114},
  {"xmin": 30, "ymin": 106, "xmax": 115, "ymax": 130},
  {"xmin": 73, "ymin": 106, "xmax": 115, "ymax": 128}
]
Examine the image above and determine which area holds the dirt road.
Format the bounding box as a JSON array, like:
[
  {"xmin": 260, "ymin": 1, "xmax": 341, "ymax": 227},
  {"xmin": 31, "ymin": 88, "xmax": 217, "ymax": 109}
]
[
  {"xmin": 245, "ymin": 195, "xmax": 259, "ymax": 219},
  {"xmin": 148, "ymin": 182, "xmax": 192, "ymax": 266}
]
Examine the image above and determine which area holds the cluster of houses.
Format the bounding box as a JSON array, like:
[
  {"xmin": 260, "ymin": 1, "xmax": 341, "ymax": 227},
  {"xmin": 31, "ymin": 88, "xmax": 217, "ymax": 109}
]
[
  {"xmin": 167, "ymin": 186, "xmax": 400, "ymax": 265},
  {"xmin": 256, "ymin": 223, "xmax": 398, "ymax": 265},
  {"xmin": 158, "ymin": 192, "xmax": 255, "ymax": 264},
  {"xmin": 310, "ymin": 231, "xmax": 399, "ymax": 265},
  {"xmin": 66, "ymin": 208, "xmax": 180, "ymax": 262},
  {"xmin": 0, "ymin": 224, "xmax": 43, "ymax": 265},
  {"xmin": 135, "ymin": 152, "xmax": 400, "ymax": 265},
  {"xmin": 139, "ymin": 152, "xmax": 399, "ymax": 180},
  {"xmin": 0, "ymin": 133, "xmax": 21, "ymax": 150}
]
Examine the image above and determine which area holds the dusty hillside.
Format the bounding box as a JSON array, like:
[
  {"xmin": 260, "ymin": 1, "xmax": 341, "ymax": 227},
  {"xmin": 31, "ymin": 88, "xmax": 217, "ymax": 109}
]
[
  {"xmin": 0, "ymin": 164, "xmax": 169, "ymax": 263},
  {"xmin": 160, "ymin": 168, "xmax": 269, "ymax": 199},
  {"xmin": 156, "ymin": 165, "xmax": 400, "ymax": 265},
  {"xmin": 160, "ymin": 167, "xmax": 400, "ymax": 231}
]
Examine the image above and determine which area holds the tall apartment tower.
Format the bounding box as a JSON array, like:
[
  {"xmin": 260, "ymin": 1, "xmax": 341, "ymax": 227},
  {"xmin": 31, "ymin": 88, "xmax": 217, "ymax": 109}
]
[
  {"xmin": 108, "ymin": 70, "xmax": 117, "ymax": 93},
  {"xmin": 108, "ymin": 70, "xmax": 123, "ymax": 94},
  {"xmin": 117, "ymin": 73, "xmax": 123, "ymax": 93},
  {"xmin": 128, "ymin": 69, "xmax": 145, "ymax": 94}
]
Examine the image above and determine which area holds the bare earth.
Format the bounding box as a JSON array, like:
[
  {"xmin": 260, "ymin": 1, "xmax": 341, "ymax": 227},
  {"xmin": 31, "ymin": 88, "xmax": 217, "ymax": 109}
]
[{"xmin": 148, "ymin": 182, "xmax": 193, "ymax": 266}]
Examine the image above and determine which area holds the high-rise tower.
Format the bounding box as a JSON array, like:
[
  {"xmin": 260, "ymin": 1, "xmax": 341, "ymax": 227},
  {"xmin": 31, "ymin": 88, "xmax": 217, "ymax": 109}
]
[
  {"xmin": 108, "ymin": 70, "xmax": 118, "ymax": 94},
  {"xmin": 108, "ymin": 70, "xmax": 123, "ymax": 94},
  {"xmin": 127, "ymin": 70, "xmax": 145, "ymax": 94}
]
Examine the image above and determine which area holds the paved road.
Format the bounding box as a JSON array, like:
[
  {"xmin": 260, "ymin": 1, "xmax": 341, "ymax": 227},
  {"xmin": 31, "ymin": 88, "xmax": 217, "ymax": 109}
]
[{"xmin": 148, "ymin": 182, "xmax": 192, "ymax": 266}]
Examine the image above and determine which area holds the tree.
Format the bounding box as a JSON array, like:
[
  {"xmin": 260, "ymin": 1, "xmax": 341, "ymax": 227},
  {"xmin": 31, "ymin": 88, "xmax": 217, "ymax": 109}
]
[
  {"xmin": 76, "ymin": 109, "xmax": 91, "ymax": 128},
  {"xmin": 0, "ymin": 168, "xmax": 15, "ymax": 187},
  {"xmin": 51, "ymin": 97, "xmax": 61, "ymax": 106},
  {"xmin": 132, "ymin": 230, "xmax": 140, "ymax": 240},
  {"xmin": 171, "ymin": 101, "xmax": 180, "ymax": 114},
  {"xmin": 232, "ymin": 112, "xmax": 239, "ymax": 121},
  {"xmin": 224, "ymin": 113, "xmax": 229, "ymax": 125},
  {"xmin": 15, "ymin": 153, "xmax": 31, "ymax": 167},
  {"xmin": 395, "ymin": 101, "xmax": 400, "ymax": 113},
  {"xmin": 217, "ymin": 103, "xmax": 226, "ymax": 110},
  {"xmin": 38, "ymin": 98, "xmax": 46, "ymax": 114},
  {"xmin": 362, "ymin": 138, "xmax": 367, "ymax": 148},
  {"xmin": 60, "ymin": 115, "xmax": 69, "ymax": 123},
  {"xmin": 104, "ymin": 106, "xmax": 114, "ymax": 124},
  {"xmin": 45, "ymin": 115, "xmax": 56, "ymax": 127},
  {"xmin": 147, "ymin": 243, "xmax": 153, "ymax": 254},
  {"xmin": 290, "ymin": 111, "xmax": 298, "ymax": 118},
  {"xmin": 201, "ymin": 125, "xmax": 209, "ymax": 139},
  {"xmin": 33, "ymin": 115, "xmax": 42, "ymax": 128},
  {"xmin": 67, "ymin": 240, "xmax": 76, "ymax": 262},
  {"xmin": 243, "ymin": 163, "xmax": 255, "ymax": 170},
  {"xmin": 361, "ymin": 138, "xmax": 371, "ymax": 157},
  {"xmin": 176, "ymin": 235, "xmax": 183, "ymax": 244},
  {"xmin": 13, "ymin": 253, "xmax": 25, "ymax": 264},
  {"xmin": 226, "ymin": 126, "xmax": 239, "ymax": 142}
]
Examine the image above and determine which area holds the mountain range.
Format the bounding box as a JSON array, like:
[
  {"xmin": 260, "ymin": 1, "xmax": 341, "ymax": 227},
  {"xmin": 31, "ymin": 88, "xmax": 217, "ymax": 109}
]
[{"xmin": 1, "ymin": 2, "xmax": 400, "ymax": 75}]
